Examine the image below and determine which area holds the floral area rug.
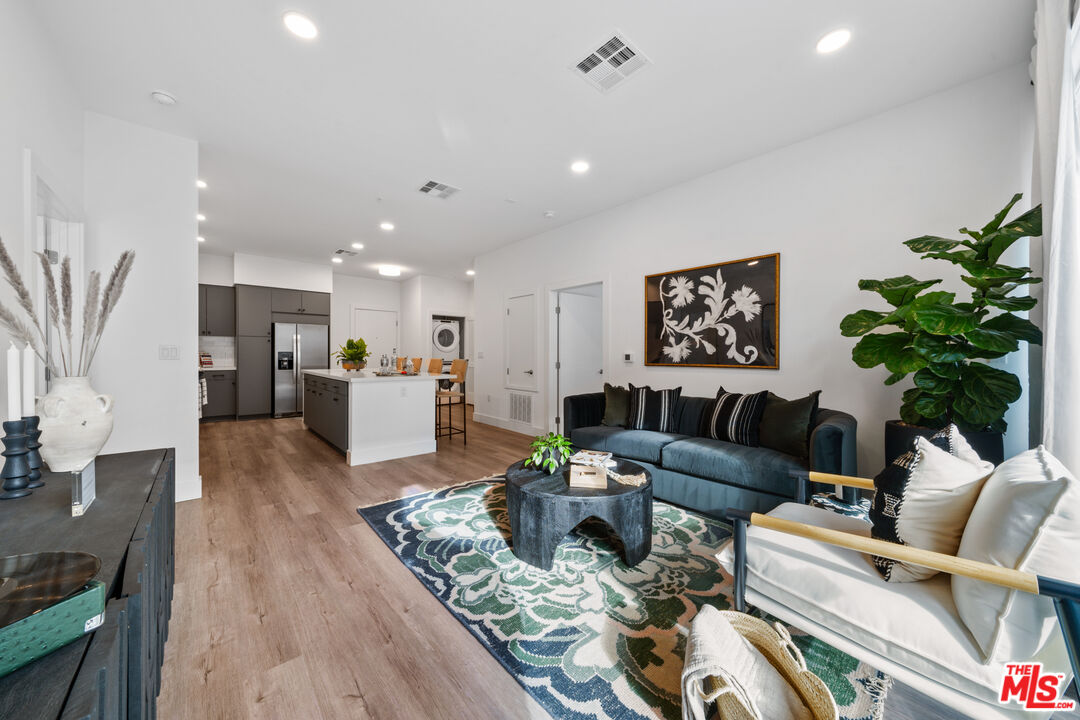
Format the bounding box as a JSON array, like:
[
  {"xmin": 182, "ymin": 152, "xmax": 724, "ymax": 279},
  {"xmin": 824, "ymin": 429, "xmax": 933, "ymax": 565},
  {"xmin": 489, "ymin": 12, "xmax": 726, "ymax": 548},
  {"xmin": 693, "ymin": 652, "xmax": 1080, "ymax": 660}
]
[{"xmin": 358, "ymin": 479, "xmax": 890, "ymax": 720}]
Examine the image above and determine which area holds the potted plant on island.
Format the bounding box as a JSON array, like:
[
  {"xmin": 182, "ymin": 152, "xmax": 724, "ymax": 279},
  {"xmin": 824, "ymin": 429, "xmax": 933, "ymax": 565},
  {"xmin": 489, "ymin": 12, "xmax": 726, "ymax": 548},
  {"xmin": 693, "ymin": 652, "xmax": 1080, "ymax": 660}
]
[
  {"xmin": 525, "ymin": 432, "xmax": 573, "ymax": 474},
  {"xmin": 335, "ymin": 338, "xmax": 371, "ymax": 371},
  {"xmin": 840, "ymin": 193, "xmax": 1042, "ymax": 464}
]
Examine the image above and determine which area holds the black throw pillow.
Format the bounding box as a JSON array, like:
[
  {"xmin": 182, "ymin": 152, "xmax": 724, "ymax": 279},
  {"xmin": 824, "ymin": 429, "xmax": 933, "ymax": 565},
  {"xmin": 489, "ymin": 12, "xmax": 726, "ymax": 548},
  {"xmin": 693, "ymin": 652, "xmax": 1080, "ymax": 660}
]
[
  {"xmin": 627, "ymin": 384, "xmax": 681, "ymax": 433},
  {"xmin": 698, "ymin": 387, "xmax": 769, "ymax": 447},
  {"xmin": 758, "ymin": 390, "xmax": 821, "ymax": 458},
  {"xmin": 601, "ymin": 383, "xmax": 630, "ymax": 427}
]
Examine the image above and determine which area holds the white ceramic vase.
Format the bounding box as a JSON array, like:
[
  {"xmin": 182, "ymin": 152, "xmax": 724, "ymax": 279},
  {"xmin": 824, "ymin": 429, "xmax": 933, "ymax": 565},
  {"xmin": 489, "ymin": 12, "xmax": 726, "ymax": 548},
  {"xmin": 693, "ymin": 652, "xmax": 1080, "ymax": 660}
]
[{"xmin": 36, "ymin": 376, "xmax": 114, "ymax": 472}]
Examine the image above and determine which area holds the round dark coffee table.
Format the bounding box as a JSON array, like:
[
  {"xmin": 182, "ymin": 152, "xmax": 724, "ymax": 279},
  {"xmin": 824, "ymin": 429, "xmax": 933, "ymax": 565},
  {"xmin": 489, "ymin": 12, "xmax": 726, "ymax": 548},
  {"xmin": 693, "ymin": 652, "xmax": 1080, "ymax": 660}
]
[{"xmin": 504, "ymin": 458, "xmax": 653, "ymax": 571}]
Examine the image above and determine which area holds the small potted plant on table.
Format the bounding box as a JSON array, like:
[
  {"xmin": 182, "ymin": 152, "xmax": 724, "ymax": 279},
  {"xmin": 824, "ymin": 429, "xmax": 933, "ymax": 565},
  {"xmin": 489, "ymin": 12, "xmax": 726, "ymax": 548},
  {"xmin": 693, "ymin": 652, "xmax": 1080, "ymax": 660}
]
[
  {"xmin": 525, "ymin": 432, "xmax": 573, "ymax": 474},
  {"xmin": 335, "ymin": 338, "xmax": 371, "ymax": 371}
]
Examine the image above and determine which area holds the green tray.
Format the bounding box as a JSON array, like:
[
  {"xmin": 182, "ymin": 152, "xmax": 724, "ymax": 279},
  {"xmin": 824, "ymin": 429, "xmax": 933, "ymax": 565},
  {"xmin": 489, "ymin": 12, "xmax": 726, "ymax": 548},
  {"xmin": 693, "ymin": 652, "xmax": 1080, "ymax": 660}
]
[{"xmin": 0, "ymin": 581, "xmax": 106, "ymax": 678}]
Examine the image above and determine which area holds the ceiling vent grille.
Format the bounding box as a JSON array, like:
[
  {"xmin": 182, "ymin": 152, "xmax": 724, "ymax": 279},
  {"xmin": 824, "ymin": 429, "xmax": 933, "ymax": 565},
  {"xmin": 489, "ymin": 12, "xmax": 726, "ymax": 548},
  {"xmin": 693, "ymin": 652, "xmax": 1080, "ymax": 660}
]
[
  {"xmin": 573, "ymin": 32, "xmax": 650, "ymax": 93},
  {"xmin": 418, "ymin": 180, "xmax": 461, "ymax": 199},
  {"xmin": 334, "ymin": 248, "xmax": 358, "ymax": 257}
]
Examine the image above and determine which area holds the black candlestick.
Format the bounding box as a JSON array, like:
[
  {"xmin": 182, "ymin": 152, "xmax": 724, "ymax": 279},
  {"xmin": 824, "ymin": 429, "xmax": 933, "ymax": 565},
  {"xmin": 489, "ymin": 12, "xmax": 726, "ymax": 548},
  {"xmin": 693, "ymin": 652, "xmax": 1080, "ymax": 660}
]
[
  {"xmin": 0, "ymin": 419, "xmax": 31, "ymax": 500},
  {"xmin": 23, "ymin": 415, "xmax": 42, "ymax": 489}
]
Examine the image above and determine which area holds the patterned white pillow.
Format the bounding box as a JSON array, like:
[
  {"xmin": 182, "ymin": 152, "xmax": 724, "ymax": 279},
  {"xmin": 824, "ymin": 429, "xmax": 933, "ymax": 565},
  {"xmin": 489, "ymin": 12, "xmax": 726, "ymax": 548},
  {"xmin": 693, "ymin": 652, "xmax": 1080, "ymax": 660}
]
[
  {"xmin": 953, "ymin": 446, "xmax": 1080, "ymax": 662},
  {"xmin": 870, "ymin": 425, "xmax": 994, "ymax": 582}
]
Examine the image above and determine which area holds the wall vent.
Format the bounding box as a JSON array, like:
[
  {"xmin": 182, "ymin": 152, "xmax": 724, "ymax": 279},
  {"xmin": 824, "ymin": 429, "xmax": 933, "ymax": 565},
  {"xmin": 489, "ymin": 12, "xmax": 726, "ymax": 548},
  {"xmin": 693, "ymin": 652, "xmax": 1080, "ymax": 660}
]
[
  {"xmin": 334, "ymin": 248, "xmax": 358, "ymax": 257},
  {"xmin": 573, "ymin": 32, "xmax": 651, "ymax": 93},
  {"xmin": 509, "ymin": 392, "xmax": 533, "ymax": 425},
  {"xmin": 418, "ymin": 180, "xmax": 461, "ymax": 199}
]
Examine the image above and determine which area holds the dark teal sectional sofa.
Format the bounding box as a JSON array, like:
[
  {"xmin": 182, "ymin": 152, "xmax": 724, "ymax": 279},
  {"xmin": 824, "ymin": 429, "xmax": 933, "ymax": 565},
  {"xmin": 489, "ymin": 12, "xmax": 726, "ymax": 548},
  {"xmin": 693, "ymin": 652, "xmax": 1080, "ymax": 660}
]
[{"xmin": 563, "ymin": 393, "xmax": 857, "ymax": 515}]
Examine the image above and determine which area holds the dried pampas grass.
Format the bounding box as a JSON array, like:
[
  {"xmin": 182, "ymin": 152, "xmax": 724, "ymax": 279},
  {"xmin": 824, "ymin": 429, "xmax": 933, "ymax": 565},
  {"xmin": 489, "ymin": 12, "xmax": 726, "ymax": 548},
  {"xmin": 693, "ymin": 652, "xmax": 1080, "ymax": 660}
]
[{"xmin": 0, "ymin": 236, "xmax": 134, "ymax": 377}]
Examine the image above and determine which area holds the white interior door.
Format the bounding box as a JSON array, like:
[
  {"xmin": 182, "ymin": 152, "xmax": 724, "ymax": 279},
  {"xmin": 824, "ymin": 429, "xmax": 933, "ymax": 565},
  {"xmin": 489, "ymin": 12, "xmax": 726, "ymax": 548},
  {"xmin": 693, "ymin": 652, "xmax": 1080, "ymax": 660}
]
[
  {"xmin": 556, "ymin": 288, "xmax": 603, "ymax": 428},
  {"xmin": 351, "ymin": 308, "xmax": 398, "ymax": 364},
  {"xmin": 506, "ymin": 294, "xmax": 536, "ymax": 390}
]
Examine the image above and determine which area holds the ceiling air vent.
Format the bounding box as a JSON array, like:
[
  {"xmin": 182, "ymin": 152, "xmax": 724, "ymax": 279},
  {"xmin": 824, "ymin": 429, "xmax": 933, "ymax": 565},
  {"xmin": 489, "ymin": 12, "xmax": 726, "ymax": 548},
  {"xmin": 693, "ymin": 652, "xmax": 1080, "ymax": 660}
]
[
  {"xmin": 418, "ymin": 180, "xmax": 461, "ymax": 199},
  {"xmin": 334, "ymin": 248, "xmax": 358, "ymax": 257},
  {"xmin": 573, "ymin": 32, "xmax": 651, "ymax": 93}
]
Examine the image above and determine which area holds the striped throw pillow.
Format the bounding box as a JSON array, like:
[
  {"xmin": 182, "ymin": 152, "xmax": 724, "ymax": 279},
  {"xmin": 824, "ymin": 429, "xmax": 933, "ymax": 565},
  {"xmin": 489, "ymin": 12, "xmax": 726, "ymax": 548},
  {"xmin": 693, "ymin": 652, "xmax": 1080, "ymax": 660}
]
[
  {"xmin": 627, "ymin": 384, "xmax": 682, "ymax": 433},
  {"xmin": 699, "ymin": 388, "xmax": 769, "ymax": 447}
]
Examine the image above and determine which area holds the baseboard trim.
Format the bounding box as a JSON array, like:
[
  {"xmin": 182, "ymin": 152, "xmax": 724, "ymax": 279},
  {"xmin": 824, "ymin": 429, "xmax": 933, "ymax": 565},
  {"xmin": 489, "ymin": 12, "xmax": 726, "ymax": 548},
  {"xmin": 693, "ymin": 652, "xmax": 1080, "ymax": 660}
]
[
  {"xmin": 347, "ymin": 439, "xmax": 436, "ymax": 466},
  {"xmin": 472, "ymin": 412, "xmax": 544, "ymax": 437}
]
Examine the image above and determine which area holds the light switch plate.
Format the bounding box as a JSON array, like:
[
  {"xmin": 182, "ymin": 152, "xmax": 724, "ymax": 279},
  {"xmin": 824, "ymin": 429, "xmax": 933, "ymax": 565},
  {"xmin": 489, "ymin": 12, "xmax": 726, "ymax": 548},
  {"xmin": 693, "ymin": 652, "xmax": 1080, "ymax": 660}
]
[{"xmin": 158, "ymin": 345, "xmax": 179, "ymax": 360}]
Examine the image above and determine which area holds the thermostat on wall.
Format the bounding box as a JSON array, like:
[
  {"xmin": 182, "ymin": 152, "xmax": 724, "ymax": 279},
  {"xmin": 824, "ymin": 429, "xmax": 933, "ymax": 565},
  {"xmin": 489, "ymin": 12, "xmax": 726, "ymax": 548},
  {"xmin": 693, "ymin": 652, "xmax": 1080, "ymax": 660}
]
[{"xmin": 623, "ymin": 352, "xmax": 634, "ymax": 363}]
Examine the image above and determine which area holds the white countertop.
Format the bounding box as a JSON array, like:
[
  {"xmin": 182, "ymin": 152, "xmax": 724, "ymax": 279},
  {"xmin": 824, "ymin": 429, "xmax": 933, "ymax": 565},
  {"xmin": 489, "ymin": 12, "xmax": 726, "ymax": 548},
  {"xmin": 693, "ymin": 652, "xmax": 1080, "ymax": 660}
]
[
  {"xmin": 199, "ymin": 365, "xmax": 236, "ymax": 372},
  {"xmin": 303, "ymin": 368, "xmax": 451, "ymax": 383}
]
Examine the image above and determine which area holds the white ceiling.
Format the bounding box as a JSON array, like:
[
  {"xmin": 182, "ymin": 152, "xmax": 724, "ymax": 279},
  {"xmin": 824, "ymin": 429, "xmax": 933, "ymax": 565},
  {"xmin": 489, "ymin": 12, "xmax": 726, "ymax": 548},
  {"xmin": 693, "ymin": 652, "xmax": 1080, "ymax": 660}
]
[{"xmin": 30, "ymin": 1, "xmax": 1034, "ymax": 281}]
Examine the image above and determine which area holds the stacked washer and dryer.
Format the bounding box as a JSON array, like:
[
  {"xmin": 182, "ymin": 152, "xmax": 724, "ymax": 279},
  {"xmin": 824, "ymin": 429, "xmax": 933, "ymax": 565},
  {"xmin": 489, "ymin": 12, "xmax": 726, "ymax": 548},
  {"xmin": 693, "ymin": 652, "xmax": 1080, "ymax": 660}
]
[{"xmin": 431, "ymin": 316, "xmax": 462, "ymax": 368}]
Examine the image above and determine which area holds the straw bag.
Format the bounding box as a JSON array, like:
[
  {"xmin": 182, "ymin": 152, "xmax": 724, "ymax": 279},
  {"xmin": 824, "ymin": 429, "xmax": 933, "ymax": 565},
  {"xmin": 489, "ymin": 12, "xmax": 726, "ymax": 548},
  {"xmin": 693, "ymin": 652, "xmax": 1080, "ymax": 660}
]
[{"xmin": 695, "ymin": 611, "xmax": 838, "ymax": 720}]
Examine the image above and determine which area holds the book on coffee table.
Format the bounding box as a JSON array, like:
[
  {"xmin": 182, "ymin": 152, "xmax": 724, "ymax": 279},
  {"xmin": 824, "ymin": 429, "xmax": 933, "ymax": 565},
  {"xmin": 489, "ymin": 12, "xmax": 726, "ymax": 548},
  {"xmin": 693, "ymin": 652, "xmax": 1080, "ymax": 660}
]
[{"xmin": 569, "ymin": 450, "xmax": 612, "ymax": 467}]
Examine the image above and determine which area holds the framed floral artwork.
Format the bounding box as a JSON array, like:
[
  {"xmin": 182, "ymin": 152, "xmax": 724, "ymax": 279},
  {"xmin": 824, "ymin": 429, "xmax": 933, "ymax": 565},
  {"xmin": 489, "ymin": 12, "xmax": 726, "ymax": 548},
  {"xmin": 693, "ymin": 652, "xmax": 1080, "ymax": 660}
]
[{"xmin": 644, "ymin": 253, "xmax": 779, "ymax": 368}]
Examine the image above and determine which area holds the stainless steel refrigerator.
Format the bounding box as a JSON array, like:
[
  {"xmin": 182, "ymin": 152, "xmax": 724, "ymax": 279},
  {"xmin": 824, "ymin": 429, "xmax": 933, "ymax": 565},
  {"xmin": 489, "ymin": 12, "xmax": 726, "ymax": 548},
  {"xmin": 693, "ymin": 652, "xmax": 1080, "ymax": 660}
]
[{"xmin": 273, "ymin": 323, "xmax": 329, "ymax": 417}]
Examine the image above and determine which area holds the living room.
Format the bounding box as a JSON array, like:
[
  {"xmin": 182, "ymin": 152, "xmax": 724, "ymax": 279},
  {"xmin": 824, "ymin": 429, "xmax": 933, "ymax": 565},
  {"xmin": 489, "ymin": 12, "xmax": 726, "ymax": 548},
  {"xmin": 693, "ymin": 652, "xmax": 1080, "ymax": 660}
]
[{"xmin": 1, "ymin": 2, "xmax": 1078, "ymax": 719}]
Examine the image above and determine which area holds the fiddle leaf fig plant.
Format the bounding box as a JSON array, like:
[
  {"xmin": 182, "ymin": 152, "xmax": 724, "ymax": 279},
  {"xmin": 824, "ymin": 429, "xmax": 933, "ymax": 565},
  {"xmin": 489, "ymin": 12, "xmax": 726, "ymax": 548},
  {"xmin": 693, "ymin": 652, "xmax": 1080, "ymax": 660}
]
[
  {"xmin": 840, "ymin": 193, "xmax": 1043, "ymax": 433},
  {"xmin": 525, "ymin": 432, "xmax": 573, "ymax": 474}
]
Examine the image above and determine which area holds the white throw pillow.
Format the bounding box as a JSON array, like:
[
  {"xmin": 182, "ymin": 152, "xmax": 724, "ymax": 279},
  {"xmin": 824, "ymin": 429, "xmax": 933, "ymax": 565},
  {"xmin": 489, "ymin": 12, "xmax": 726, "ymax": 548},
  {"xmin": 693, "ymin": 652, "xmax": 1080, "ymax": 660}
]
[
  {"xmin": 953, "ymin": 446, "xmax": 1080, "ymax": 663},
  {"xmin": 870, "ymin": 426, "xmax": 994, "ymax": 582}
]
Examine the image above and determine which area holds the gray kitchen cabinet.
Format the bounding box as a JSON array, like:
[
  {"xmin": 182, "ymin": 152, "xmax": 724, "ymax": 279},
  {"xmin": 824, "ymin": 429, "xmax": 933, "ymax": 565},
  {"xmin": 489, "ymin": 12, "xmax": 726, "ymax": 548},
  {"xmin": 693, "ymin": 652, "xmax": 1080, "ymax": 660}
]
[
  {"xmin": 303, "ymin": 375, "xmax": 348, "ymax": 452},
  {"xmin": 301, "ymin": 291, "xmax": 331, "ymax": 316},
  {"xmin": 237, "ymin": 336, "xmax": 272, "ymax": 415},
  {"xmin": 202, "ymin": 370, "xmax": 236, "ymax": 417},
  {"xmin": 203, "ymin": 285, "xmax": 235, "ymax": 336},
  {"xmin": 236, "ymin": 285, "xmax": 272, "ymax": 336},
  {"xmin": 271, "ymin": 288, "xmax": 303, "ymax": 313},
  {"xmin": 197, "ymin": 285, "xmax": 208, "ymax": 335}
]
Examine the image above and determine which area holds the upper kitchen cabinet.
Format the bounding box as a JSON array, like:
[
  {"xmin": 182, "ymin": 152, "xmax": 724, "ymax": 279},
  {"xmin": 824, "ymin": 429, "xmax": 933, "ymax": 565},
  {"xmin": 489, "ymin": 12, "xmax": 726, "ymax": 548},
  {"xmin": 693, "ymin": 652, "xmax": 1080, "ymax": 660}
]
[
  {"xmin": 198, "ymin": 284, "xmax": 236, "ymax": 336},
  {"xmin": 271, "ymin": 288, "xmax": 329, "ymax": 315},
  {"xmin": 300, "ymin": 291, "xmax": 330, "ymax": 316},
  {"xmin": 271, "ymin": 288, "xmax": 302, "ymax": 314},
  {"xmin": 236, "ymin": 284, "xmax": 272, "ymax": 336}
]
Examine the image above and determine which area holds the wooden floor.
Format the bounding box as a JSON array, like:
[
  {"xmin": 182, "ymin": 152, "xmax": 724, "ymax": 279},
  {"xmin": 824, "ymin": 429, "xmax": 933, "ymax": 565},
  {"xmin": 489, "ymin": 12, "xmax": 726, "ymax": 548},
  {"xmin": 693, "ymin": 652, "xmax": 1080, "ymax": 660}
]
[{"xmin": 159, "ymin": 411, "xmax": 1073, "ymax": 720}]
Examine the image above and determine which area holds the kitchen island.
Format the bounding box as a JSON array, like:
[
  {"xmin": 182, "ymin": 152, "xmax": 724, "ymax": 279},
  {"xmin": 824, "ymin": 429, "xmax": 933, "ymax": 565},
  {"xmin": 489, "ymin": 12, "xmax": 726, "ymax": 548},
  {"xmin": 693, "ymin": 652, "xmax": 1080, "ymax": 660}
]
[{"xmin": 302, "ymin": 369, "xmax": 450, "ymax": 465}]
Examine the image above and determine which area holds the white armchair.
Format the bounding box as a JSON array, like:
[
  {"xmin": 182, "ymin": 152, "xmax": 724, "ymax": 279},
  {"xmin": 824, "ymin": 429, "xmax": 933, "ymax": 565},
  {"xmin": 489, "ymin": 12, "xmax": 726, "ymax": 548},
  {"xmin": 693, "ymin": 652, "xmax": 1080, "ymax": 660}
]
[{"xmin": 718, "ymin": 471, "xmax": 1080, "ymax": 720}]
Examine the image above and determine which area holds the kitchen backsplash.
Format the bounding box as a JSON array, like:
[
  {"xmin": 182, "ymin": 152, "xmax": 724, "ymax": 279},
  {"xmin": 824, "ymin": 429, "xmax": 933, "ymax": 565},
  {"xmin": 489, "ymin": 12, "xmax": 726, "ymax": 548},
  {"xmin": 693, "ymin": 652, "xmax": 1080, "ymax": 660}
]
[{"xmin": 199, "ymin": 336, "xmax": 236, "ymax": 367}]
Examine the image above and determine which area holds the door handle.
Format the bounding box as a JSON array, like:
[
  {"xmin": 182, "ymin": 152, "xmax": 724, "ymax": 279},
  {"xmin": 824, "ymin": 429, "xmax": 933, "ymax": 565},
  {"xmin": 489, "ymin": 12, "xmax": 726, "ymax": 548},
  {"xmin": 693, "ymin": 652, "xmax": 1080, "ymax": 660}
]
[
  {"xmin": 598, "ymin": 369, "xmax": 604, "ymax": 374},
  {"xmin": 524, "ymin": 370, "xmax": 534, "ymax": 375}
]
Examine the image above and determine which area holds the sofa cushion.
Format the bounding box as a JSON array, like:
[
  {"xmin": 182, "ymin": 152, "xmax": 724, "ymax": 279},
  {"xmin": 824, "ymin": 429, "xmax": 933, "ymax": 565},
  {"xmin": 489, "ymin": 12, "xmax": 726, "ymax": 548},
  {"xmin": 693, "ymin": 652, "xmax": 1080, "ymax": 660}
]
[
  {"xmin": 869, "ymin": 427, "xmax": 993, "ymax": 583},
  {"xmin": 570, "ymin": 426, "xmax": 689, "ymax": 464},
  {"xmin": 954, "ymin": 445, "xmax": 1080, "ymax": 664},
  {"xmin": 759, "ymin": 391, "xmax": 821, "ymax": 459},
  {"xmin": 716, "ymin": 503, "xmax": 1071, "ymax": 710},
  {"xmin": 601, "ymin": 383, "xmax": 630, "ymax": 427},
  {"xmin": 699, "ymin": 388, "xmax": 769, "ymax": 447},
  {"xmin": 628, "ymin": 384, "xmax": 681, "ymax": 432},
  {"xmin": 662, "ymin": 437, "xmax": 806, "ymax": 497}
]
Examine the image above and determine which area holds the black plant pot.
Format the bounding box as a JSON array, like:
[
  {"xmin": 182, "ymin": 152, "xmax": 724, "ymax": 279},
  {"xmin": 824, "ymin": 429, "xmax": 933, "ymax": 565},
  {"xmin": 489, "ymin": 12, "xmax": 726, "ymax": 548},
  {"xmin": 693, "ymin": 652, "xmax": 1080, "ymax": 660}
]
[{"xmin": 884, "ymin": 420, "xmax": 1004, "ymax": 467}]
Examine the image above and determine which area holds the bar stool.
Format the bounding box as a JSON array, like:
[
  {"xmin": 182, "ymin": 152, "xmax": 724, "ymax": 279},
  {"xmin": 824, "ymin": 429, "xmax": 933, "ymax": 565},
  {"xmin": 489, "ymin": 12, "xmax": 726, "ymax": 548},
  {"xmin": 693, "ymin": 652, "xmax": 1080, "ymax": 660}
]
[
  {"xmin": 396, "ymin": 357, "xmax": 406, "ymax": 372},
  {"xmin": 436, "ymin": 358, "xmax": 468, "ymax": 444},
  {"xmin": 411, "ymin": 357, "xmax": 422, "ymax": 374},
  {"xmin": 426, "ymin": 358, "xmax": 443, "ymax": 375}
]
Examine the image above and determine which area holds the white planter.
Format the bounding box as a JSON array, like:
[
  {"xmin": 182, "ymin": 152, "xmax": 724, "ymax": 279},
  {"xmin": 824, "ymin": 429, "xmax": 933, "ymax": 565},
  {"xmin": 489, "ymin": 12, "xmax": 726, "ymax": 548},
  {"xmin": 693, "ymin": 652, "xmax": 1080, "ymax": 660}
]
[{"xmin": 36, "ymin": 376, "xmax": 114, "ymax": 472}]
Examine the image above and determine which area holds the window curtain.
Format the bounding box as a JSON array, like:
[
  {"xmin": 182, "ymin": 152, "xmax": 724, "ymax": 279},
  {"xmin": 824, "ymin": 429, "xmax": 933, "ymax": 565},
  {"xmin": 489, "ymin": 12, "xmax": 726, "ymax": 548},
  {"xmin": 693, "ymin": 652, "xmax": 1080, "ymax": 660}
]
[{"xmin": 1034, "ymin": 0, "xmax": 1080, "ymax": 473}]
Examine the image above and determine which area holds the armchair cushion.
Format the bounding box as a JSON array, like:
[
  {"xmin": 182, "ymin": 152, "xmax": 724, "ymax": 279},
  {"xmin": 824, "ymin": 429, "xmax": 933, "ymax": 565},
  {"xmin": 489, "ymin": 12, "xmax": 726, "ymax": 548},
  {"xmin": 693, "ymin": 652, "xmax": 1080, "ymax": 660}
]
[
  {"xmin": 716, "ymin": 503, "xmax": 1070, "ymax": 712},
  {"xmin": 869, "ymin": 427, "xmax": 993, "ymax": 583},
  {"xmin": 954, "ymin": 445, "xmax": 1080, "ymax": 663}
]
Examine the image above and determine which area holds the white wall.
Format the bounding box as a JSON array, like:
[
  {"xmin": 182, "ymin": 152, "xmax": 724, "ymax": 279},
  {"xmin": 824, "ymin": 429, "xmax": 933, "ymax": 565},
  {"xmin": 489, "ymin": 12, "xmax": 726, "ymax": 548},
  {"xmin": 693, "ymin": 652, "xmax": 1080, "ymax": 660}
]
[
  {"xmin": 84, "ymin": 112, "xmax": 201, "ymax": 501},
  {"xmin": 233, "ymin": 252, "xmax": 332, "ymax": 293},
  {"xmin": 473, "ymin": 65, "xmax": 1036, "ymax": 473},
  {"xmin": 399, "ymin": 276, "xmax": 423, "ymax": 357},
  {"xmin": 198, "ymin": 253, "xmax": 234, "ymax": 286},
  {"xmin": 330, "ymin": 273, "xmax": 401, "ymax": 363},
  {"xmin": 0, "ymin": 1, "xmax": 85, "ymax": 419},
  {"xmin": 395, "ymin": 274, "xmax": 473, "ymax": 359}
]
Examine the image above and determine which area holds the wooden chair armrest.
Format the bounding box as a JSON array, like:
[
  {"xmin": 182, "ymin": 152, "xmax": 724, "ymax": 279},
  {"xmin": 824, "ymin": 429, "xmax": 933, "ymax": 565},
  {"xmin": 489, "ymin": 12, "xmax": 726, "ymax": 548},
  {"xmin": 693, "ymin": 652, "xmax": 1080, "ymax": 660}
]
[
  {"xmin": 807, "ymin": 471, "xmax": 876, "ymax": 491},
  {"xmin": 746, "ymin": 511, "xmax": 1038, "ymax": 593}
]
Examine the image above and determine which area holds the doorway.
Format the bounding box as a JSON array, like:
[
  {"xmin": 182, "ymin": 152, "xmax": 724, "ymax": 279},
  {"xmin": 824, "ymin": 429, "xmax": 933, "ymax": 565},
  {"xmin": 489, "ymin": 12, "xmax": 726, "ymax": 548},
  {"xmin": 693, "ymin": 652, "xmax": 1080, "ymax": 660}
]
[
  {"xmin": 554, "ymin": 283, "xmax": 603, "ymax": 433},
  {"xmin": 351, "ymin": 308, "xmax": 398, "ymax": 363}
]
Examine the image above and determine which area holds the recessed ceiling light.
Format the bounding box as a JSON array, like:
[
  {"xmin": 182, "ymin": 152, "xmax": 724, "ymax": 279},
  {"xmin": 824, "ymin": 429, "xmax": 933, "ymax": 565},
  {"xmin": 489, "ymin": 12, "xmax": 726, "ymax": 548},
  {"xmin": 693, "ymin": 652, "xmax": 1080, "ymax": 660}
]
[
  {"xmin": 196, "ymin": 179, "xmax": 207, "ymax": 189},
  {"xmin": 150, "ymin": 91, "xmax": 176, "ymax": 106},
  {"xmin": 379, "ymin": 222, "xmax": 395, "ymax": 231},
  {"xmin": 197, "ymin": 236, "xmax": 206, "ymax": 243},
  {"xmin": 378, "ymin": 265, "xmax": 402, "ymax": 277},
  {"xmin": 570, "ymin": 160, "xmax": 590, "ymax": 174},
  {"xmin": 197, "ymin": 213, "xmax": 206, "ymax": 222},
  {"xmin": 816, "ymin": 28, "xmax": 851, "ymax": 54},
  {"xmin": 283, "ymin": 12, "xmax": 318, "ymax": 40},
  {"xmin": 351, "ymin": 242, "xmax": 364, "ymax": 249},
  {"xmin": 331, "ymin": 257, "xmax": 343, "ymax": 264},
  {"xmin": 466, "ymin": 270, "xmax": 475, "ymax": 276},
  {"xmin": 544, "ymin": 210, "xmax": 556, "ymax": 219}
]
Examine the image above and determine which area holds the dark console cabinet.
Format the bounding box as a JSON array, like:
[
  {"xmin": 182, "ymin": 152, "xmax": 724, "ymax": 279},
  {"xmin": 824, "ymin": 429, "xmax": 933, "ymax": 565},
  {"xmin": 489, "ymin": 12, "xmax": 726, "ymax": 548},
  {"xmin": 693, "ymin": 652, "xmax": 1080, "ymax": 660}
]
[{"xmin": 0, "ymin": 449, "xmax": 176, "ymax": 720}]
